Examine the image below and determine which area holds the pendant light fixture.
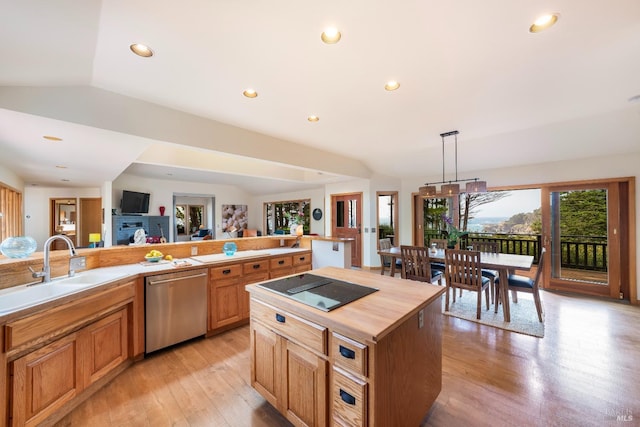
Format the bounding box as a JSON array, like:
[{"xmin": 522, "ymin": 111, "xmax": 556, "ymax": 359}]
[{"xmin": 418, "ymin": 130, "xmax": 487, "ymax": 197}]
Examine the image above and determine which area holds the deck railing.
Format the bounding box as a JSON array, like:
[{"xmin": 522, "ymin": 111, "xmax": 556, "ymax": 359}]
[{"xmin": 463, "ymin": 233, "xmax": 608, "ymax": 271}]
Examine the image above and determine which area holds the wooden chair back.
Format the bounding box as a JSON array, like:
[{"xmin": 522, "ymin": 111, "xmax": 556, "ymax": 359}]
[
  {"xmin": 470, "ymin": 241, "xmax": 499, "ymax": 253},
  {"xmin": 429, "ymin": 238, "xmax": 447, "ymax": 249},
  {"xmin": 379, "ymin": 238, "xmax": 392, "ymax": 251},
  {"xmin": 400, "ymin": 245, "xmax": 437, "ymax": 283},
  {"xmin": 444, "ymin": 249, "xmax": 485, "ymax": 291}
]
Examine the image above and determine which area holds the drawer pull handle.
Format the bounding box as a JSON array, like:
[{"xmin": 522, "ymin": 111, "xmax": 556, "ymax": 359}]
[
  {"xmin": 299, "ymin": 256, "xmax": 305, "ymax": 261},
  {"xmin": 275, "ymin": 313, "xmax": 286, "ymax": 323},
  {"xmin": 339, "ymin": 345, "xmax": 356, "ymax": 359},
  {"xmin": 253, "ymin": 264, "xmax": 261, "ymax": 269},
  {"xmin": 340, "ymin": 389, "xmax": 356, "ymax": 405},
  {"xmin": 222, "ymin": 269, "xmax": 231, "ymax": 275},
  {"xmin": 278, "ymin": 260, "xmax": 285, "ymax": 265}
]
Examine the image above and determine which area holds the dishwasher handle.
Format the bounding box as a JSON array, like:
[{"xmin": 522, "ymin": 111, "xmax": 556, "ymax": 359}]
[{"xmin": 147, "ymin": 272, "xmax": 207, "ymax": 286}]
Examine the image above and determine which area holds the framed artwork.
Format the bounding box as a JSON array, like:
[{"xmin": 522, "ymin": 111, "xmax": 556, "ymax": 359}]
[{"xmin": 222, "ymin": 204, "xmax": 248, "ymax": 231}]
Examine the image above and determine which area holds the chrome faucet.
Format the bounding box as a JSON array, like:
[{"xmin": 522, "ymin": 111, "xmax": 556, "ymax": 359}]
[{"xmin": 30, "ymin": 235, "xmax": 77, "ymax": 283}]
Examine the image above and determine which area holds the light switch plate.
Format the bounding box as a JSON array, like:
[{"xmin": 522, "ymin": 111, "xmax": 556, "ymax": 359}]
[{"xmin": 191, "ymin": 246, "xmax": 198, "ymax": 256}]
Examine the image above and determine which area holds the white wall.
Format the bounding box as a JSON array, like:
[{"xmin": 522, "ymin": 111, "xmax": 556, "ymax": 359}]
[
  {"xmin": 0, "ymin": 164, "xmax": 24, "ymax": 191},
  {"xmin": 113, "ymin": 173, "xmax": 252, "ymax": 243},
  {"xmin": 24, "ymin": 186, "xmax": 101, "ymax": 250}
]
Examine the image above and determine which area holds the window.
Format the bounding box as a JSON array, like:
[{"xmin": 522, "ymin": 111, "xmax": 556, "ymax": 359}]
[
  {"xmin": 175, "ymin": 204, "xmax": 204, "ymax": 235},
  {"xmin": 264, "ymin": 199, "xmax": 310, "ymax": 235},
  {"xmin": 0, "ymin": 183, "xmax": 23, "ymax": 241}
]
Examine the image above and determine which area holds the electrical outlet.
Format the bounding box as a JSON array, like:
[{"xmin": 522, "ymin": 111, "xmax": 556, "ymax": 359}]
[
  {"xmin": 191, "ymin": 246, "xmax": 198, "ymax": 256},
  {"xmin": 418, "ymin": 309, "xmax": 424, "ymax": 328}
]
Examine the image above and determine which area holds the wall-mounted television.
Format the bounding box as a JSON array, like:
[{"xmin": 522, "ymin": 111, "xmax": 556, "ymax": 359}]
[{"xmin": 121, "ymin": 190, "xmax": 150, "ymax": 214}]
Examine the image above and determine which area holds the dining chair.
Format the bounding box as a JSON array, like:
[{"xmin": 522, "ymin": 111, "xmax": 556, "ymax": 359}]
[
  {"xmin": 379, "ymin": 238, "xmax": 401, "ymax": 275},
  {"xmin": 400, "ymin": 245, "xmax": 442, "ymax": 285},
  {"xmin": 495, "ymin": 248, "xmax": 546, "ymax": 322},
  {"xmin": 469, "ymin": 241, "xmax": 499, "ymax": 304},
  {"xmin": 444, "ymin": 249, "xmax": 490, "ymax": 319}
]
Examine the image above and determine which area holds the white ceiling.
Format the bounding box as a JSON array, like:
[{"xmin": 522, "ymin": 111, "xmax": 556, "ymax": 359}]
[{"xmin": 1, "ymin": 0, "xmax": 639, "ymax": 194}]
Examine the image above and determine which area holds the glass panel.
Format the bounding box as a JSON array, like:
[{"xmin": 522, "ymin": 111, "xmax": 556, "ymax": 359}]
[
  {"xmin": 348, "ymin": 200, "xmax": 357, "ymax": 228},
  {"xmin": 336, "ymin": 201, "xmax": 345, "ymax": 227},
  {"xmin": 377, "ymin": 193, "xmax": 396, "ymax": 245},
  {"xmin": 550, "ymin": 189, "xmax": 608, "ymax": 285},
  {"xmin": 264, "ymin": 199, "xmax": 310, "ymax": 235},
  {"xmin": 175, "ymin": 205, "xmax": 186, "ymax": 235},
  {"xmin": 423, "ymin": 197, "xmax": 448, "ymax": 244},
  {"xmin": 188, "ymin": 205, "xmax": 204, "ymax": 233}
]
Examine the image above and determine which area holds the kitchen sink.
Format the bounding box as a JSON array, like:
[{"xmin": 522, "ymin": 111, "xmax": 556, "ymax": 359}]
[{"xmin": 0, "ymin": 269, "xmax": 130, "ymax": 315}]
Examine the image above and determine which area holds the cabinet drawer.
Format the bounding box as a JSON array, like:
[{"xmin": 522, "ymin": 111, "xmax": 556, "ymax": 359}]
[
  {"xmin": 331, "ymin": 333, "xmax": 368, "ymax": 377},
  {"xmin": 251, "ymin": 299, "xmax": 327, "ymax": 355},
  {"xmin": 210, "ymin": 264, "xmax": 242, "ymax": 280},
  {"xmin": 332, "ymin": 368, "xmax": 367, "ymax": 427},
  {"xmin": 243, "ymin": 259, "xmax": 269, "ymax": 275},
  {"xmin": 292, "ymin": 253, "xmax": 311, "ymax": 266},
  {"xmin": 270, "ymin": 256, "xmax": 292, "ymax": 270}
]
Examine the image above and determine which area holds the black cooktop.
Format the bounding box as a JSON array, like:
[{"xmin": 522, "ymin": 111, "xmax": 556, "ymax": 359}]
[{"xmin": 257, "ymin": 273, "xmax": 378, "ymax": 312}]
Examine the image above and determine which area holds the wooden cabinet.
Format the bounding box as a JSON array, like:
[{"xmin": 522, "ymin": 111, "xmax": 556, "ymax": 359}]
[
  {"xmin": 6, "ymin": 282, "xmax": 134, "ymax": 426},
  {"xmin": 270, "ymin": 255, "xmax": 294, "ymax": 278},
  {"xmin": 81, "ymin": 309, "xmax": 129, "ymax": 387},
  {"xmin": 250, "ymin": 299, "xmax": 328, "ymax": 427},
  {"xmin": 209, "ymin": 264, "xmax": 243, "ymax": 330},
  {"xmin": 11, "ymin": 333, "xmax": 82, "ymax": 427},
  {"xmin": 208, "ymin": 251, "xmax": 312, "ymax": 334},
  {"xmin": 248, "ymin": 267, "xmax": 445, "ymax": 427}
]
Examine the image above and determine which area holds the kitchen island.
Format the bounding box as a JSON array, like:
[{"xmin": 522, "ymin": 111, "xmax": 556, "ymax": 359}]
[{"xmin": 247, "ymin": 267, "xmax": 445, "ymax": 427}]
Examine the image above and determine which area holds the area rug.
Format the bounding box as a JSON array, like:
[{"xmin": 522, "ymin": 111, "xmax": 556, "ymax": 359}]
[{"xmin": 442, "ymin": 291, "xmax": 545, "ymax": 338}]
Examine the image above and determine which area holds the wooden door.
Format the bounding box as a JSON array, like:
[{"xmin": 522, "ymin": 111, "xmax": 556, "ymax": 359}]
[
  {"xmin": 331, "ymin": 193, "xmax": 362, "ymax": 268},
  {"xmin": 283, "ymin": 340, "xmax": 327, "ymax": 427},
  {"xmin": 79, "ymin": 197, "xmax": 102, "ymax": 247}
]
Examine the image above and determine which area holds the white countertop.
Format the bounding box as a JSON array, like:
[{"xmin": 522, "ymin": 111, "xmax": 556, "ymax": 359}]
[{"xmin": 0, "ymin": 247, "xmax": 310, "ymax": 318}]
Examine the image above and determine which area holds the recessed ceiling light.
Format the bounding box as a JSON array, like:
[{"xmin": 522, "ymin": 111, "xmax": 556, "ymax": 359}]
[
  {"xmin": 61, "ymin": 179, "xmax": 70, "ymax": 182},
  {"xmin": 321, "ymin": 27, "xmax": 341, "ymax": 44},
  {"xmin": 529, "ymin": 13, "xmax": 559, "ymax": 33},
  {"xmin": 130, "ymin": 43, "xmax": 154, "ymax": 57},
  {"xmin": 385, "ymin": 81, "xmax": 400, "ymax": 91},
  {"xmin": 55, "ymin": 165, "xmax": 67, "ymax": 169},
  {"xmin": 43, "ymin": 135, "xmax": 62, "ymax": 141},
  {"xmin": 243, "ymin": 88, "xmax": 258, "ymax": 98},
  {"xmin": 308, "ymin": 115, "xmax": 320, "ymax": 122}
]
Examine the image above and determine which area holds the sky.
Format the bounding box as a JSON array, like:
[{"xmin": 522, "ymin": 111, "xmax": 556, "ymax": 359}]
[{"xmin": 474, "ymin": 189, "xmax": 541, "ymax": 218}]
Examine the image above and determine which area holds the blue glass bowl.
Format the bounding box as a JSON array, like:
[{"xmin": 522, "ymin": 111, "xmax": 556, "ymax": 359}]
[
  {"xmin": 0, "ymin": 236, "xmax": 37, "ymax": 258},
  {"xmin": 223, "ymin": 242, "xmax": 237, "ymax": 256}
]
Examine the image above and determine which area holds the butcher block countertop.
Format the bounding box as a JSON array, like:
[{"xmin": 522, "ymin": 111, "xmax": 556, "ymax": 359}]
[{"xmin": 247, "ymin": 266, "xmax": 445, "ymax": 343}]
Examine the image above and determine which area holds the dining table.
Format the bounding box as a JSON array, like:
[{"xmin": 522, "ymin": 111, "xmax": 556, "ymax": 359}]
[{"xmin": 377, "ymin": 247, "xmax": 534, "ymax": 322}]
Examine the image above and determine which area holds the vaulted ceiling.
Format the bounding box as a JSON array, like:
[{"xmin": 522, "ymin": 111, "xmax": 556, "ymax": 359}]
[{"xmin": 1, "ymin": 0, "xmax": 639, "ymax": 194}]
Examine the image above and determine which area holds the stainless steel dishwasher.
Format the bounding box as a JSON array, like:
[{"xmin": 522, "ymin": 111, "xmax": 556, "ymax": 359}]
[{"xmin": 145, "ymin": 268, "xmax": 208, "ymax": 353}]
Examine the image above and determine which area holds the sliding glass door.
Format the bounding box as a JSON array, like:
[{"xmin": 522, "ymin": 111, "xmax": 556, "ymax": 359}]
[{"xmin": 542, "ymin": 183, "xmax": 620, "ymax": 298}]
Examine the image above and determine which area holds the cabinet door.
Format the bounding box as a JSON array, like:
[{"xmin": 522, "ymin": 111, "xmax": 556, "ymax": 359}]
[
  {"xmin": 243, "ymin": 272, "xmax": 269, "ymax": 319},
  {"xmin": 210, "ymin": 278, "xmax": 242, "ymax": 329},
  {"xmin": 250, "ymin": 321, "xmax": 280, "ymax": 408},
  {"xmin": 82, "ymin": 308, "xmax": 128, "ymax": 387},
  {"xmin": 11, "ymin": 333, "xmax": 82, "ymax": 427},
  {"xmin": 284, "ymin": 340, "xmax": 327, "ymax": 427}
]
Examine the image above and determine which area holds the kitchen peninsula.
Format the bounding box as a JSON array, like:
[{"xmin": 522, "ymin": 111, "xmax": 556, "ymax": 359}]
[
  {"xmin": 247, "ymin": 267, "xmax": 445, "ymax": 426},
  {"xmin": 0, "ymin": 235, "xmax": 310, "ymax": 426}
]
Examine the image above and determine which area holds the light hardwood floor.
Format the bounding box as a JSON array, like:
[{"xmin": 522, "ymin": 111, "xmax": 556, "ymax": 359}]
[{"xmin": 55, "ymin": 290, "xmax": 640, "ymax": 427}]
